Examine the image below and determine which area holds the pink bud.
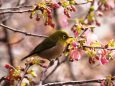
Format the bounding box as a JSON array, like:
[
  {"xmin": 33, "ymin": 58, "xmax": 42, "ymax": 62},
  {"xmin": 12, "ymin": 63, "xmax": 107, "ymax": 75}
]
[
  {"xmin": 74, "ymin": 31, "xmax": 79, "ymax": 37},
  {"xmin": 69, "ymin": 49, "xmax": 81, "ymax": 61},
  {"xmin": 52, "ymin": 3, "xmax": 60, "ymax": 9},
  {"xmin": 71, "ymin": 5, "xmax": 76, "ymax": 12},
  {"xmin": 72, "ymin": 41, "xmax": 77, "ymax": 47},
  {"xmin": 4, "ymin": 64, "xmax": 11, "ymax": 69},
  {"xmin": 100, "ymin": 56, "xmax": 109, "ymax": 64},
  {"xmin": 64, "ymin": 9, "xmax": 71, "ymax": 18}
]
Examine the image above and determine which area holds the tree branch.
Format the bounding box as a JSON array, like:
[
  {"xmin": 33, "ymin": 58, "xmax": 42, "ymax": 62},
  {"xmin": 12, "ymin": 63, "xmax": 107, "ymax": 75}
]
[
  {"xmin": 43, "ymin": 76, "xmax": 115, "ymax": 86},
  {"xmin": 78, "ymin": 0, "xmax": 95, "ymax": 37},
  {"xmin": 0, "ymin": 23, "xmax": 47, "ymax": 38},
  {"xmin": 0, "ymin": 9, "xmax": 33, "ymax": 14},
  {"xmin": 83, "ymin": 45, "xmax": 115, "ymax": 51},
  {"xmin": 43, "ymin": 56, "xmax": 68, "ymax": 83},
  {"xmin": 0, "ymin": 2, "xmax": 90, "ymax": 14},
  {"xmin": 0, "ymin": 5, "xmax": 32, "ymax": 11}
]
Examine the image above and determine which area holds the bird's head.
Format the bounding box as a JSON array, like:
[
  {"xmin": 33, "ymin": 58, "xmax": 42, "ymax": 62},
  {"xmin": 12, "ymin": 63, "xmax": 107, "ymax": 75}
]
[{"xmin": 50, "ymin": 30, "xmax": 71, "ymax": 44}]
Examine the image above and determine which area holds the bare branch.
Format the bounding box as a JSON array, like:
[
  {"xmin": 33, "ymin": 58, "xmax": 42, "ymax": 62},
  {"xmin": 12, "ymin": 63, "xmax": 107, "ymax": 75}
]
[
  {"xmin": 75, "ymin": 1, "xmax": 90, "ymax": 5},
  {"xmin": 0, "ymin": 9, "xmax": 33, "ymax": 14},
  {"xmin": 78, "ymin": 0, "xmax": 95, "ymax": 37},
  {"xmin": 0, "ymin": 2, "xmax": 90, "ymax": 14},
  {"xmin": 43, "ymin": 56, "xmax": 68, "ymax": 82},
  {"xmin": 0, "ymin": 24, "xmax": 47, "ymax": 38},
  {"xmin": 83, "ymin": 45, "xmax": 115, "ymax": 51},
  {"xmin": 0, "ymin": 5, "xmax": 32, "ymax": 11},
  {"xmin": 43, "ymin": 76, "xmax": 115, "ymax": 86}
]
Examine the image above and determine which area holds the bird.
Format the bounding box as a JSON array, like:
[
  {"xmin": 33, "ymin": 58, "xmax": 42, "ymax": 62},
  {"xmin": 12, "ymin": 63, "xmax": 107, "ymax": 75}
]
[{"xmin": 21, "ymin": 30, "xmax": 70, "ymax": 61}]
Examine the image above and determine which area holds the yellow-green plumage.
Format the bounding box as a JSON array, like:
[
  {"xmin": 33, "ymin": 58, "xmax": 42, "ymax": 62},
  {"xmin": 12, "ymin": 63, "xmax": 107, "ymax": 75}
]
[{"xmin": 21, "ymin": 30, "xmax": 69, "ymax": 61}]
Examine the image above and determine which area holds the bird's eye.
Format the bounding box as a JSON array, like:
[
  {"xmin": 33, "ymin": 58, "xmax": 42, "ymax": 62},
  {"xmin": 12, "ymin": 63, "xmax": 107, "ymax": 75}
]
[{"xmin": 63, "ymin": 35, "xmax": 66, "ymax": 39}]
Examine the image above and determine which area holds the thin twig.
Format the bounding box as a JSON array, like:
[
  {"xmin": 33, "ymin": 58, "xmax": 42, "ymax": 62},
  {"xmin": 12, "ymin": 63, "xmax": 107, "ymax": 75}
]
[
  {"xmin": 78, "ymin": 0, "xmax": 95, "ymax": 38},
  {"xmin": 0, "ymin": 5, "xmax": 32, "ymax": 11},
  {"xmin": 83, "ymin": 45, "xmax": 115, "ymax": 50},
  {"xmin": 43, "ymin": 57, "xmax": 67, "ymax": 82},
  {"xmin": 84, "ymin": 0, "xmax": 95, "ymax": 20},
  {"xmin": 0, "ymin": 77, "xmax": 5, "ymax": 84},
  {"xmin": 78, "ymin": 28, "xmax": 88, "ymax": 38},
  {"xmin": 0, "ymin": 2, "xmax": 90, "ymax": 14},
  {"xmin": 0, "ymin": 24, "xmax": 47, "ymax": 38},
  {"xmin": 0, "ymin": 9, "xmax": 33, "ymax": 14},
  {"xmin": 43, "ymin": 76, "xmax": 115, "ymax": 86},
  {"xmin": 75, "ymin": 1, "xmax": 90, "ymax": 5}
]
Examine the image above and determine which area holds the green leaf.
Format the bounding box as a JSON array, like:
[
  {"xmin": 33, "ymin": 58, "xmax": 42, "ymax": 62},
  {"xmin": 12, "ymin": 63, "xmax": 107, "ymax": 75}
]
[
  {"xmin": 86, "ymin": 49, "xmax": 96, "ymax": 57},
  {"xmin": 90, "ymin": 6, "xmax": 95, "ymax": 12},
  {"xmin": 108, "ymin": 40, "xmax": 115, "ymax": 48},
  {"xmin": 62, "ymin": 1, "xmax": 70, "ymax": 7},
  {"xmin": 90, "ymin": 41, "xmax": 101, "ymax": 47}
]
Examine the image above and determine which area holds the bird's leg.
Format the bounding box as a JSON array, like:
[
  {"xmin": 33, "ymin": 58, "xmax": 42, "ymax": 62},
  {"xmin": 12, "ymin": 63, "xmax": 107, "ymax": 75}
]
[{"xmin": 49, "ymin": 59, "xmax": 55, "ymax": 66}]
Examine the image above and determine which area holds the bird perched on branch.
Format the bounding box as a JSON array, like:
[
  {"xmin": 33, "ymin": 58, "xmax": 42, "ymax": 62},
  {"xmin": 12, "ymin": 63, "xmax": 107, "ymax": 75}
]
[{"xmin": 21, "ymin": 30, "xmax": 70, "ymax": 61}]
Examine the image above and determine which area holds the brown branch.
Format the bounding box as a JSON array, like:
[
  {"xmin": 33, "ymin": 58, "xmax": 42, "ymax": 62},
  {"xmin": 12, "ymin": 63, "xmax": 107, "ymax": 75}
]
[
  {"xmin": 43, "ymin": 57, "xmax": 67, "ymax": 83},
  {"xmin": 0, "ymin": 77, "xmax": 5, "ymax": 83},
  {"xmin": 78, "ymin": 28, "xmax": 88, "ymax": 38},
  {"xmin": 84, "ymin": 0, "xmax": 95, "ymax": 20},
  {"xmin": 0, "ymin": 1, "xmax": 90, "ymax": 14},
  {"xmin": 43, "ymin": 76, "xmax": 115, "ymax": 86},
  {"xmin": 0, "ymin": 9, "xmax": 33, "ymax": 14},
  {"xmin": 0, "ymin": 24, "xmax": 47, "ymax": 38},
  {"xmin": 83, "ymin": 45, "xmax": 115, "ymax": 50},
  {"xmin": 75, "ymin": 1, "xmax": 90, "ymax": 5},
  {"xmin": 78, "ymin": 0, "xmax": 95, "ymax": 37},
  {"xmin": 0, "ymin": 6, "xmax": 32, "ymax": 11}
]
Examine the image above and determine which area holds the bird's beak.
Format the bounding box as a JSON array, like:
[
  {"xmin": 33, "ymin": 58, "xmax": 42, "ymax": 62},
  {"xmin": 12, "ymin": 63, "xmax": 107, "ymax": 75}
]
[
  {"xmin": 66, "ymin": 37, "xmax": 74, "ymax": 44},
  {"xmin": 69, "ymin": 37, "xmax": 73, "ymax": 38}
]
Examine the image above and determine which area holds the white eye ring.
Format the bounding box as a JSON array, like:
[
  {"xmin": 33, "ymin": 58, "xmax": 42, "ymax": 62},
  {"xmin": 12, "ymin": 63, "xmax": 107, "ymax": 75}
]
[{"xmin": 63, "ymin": 35, "xmax": 66, "ymax": 39}]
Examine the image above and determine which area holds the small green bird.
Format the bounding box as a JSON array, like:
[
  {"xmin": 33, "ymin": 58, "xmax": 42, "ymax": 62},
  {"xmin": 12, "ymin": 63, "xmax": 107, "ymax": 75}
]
[{"xmin": 21, "ymin": 30, "xmax": 70, "ymax": 61}]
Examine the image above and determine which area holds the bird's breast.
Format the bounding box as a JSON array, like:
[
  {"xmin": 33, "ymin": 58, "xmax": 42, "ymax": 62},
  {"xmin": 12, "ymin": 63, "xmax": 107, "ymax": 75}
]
[{"xmin": 38, "ymin": 43, "xmax": 65, "ymax": 60}]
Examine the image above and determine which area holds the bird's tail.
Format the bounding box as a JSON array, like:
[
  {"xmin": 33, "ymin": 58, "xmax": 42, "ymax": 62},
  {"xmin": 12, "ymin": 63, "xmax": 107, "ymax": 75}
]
[{"xmin": 21, "ymin": 54, "xmax": 33, "ymax": 61}]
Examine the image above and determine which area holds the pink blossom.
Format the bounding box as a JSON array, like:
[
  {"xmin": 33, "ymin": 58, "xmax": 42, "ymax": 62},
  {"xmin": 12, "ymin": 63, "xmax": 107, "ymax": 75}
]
[
  {"xmin": 99, "ymin": 50, "xmax": 109, "ymax": 64},
  {"xmin": 72, "ymin": 41, "xmax": 77, "ymax": 47},
  {"xmin": 69, "ymin": 49, "xmax": 81, "ymax": 61},
  {"xmin": 100, "ymin": 80, "xmax": 106, "ymax": 86},
  {"xmin": 52, "ymin": 3, "xmax": 60, "ymax": 9},
  {"xmin": 74, "ymin": 31, "xmax": 79, "ymax": 37},
  {"xmin": 100, "ymin": 56, "xmax": 109, "ymax": 64}
]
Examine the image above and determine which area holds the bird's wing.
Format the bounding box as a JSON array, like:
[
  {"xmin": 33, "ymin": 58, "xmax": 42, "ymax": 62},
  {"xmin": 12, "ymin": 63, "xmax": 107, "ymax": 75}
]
[
  {"xmin": 21, "ymin": 38, "xmax": 56, "ymax": 61},
  {"xmin": 32, "ymin": 38, "xmax": 57, "ymax": 54}
]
